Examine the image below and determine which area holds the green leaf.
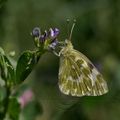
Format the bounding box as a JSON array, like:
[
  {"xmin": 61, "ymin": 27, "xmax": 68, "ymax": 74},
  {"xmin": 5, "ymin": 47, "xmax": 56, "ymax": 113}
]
[
  {"xmin": 0, "ymin": 53, "xmax": 8, "ymax": 80},
  {"xmin": 0, "ymin": 53, "xmax": 15, "ymax": 85},
  {"xmin": 16, "ymin": 50, "xmax": 41, "ymax": 84},
  {"xmin": 0, "ymin": 86, "xmax": 6, "ymax": 102},
  {"xmin": 8, "ymin": 97, "xmax": 21, "ymax": 120},
  {"xmin": 0, "ymin": 47, "xmax": 15, "ymax": 87},
  {"xmin": 0, "ymin": 86, "xmax": 7, "ymax": 116},
  {"xmin": 20, "ymin": 101, "xmax": 42, "ymax": 120},
  {"xmin": 0, "ymin": 74, "xmax": 5, "ymax": 86},
  {"xmin": 4, "ymin": 56, "xmax": 15, "ymax": 85}
]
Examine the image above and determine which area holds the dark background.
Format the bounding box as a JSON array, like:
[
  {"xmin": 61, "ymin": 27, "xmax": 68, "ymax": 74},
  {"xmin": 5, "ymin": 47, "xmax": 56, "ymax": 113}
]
[{"xmin": 0, "ymin": 0, "xmax": 120, "ymax": 120}]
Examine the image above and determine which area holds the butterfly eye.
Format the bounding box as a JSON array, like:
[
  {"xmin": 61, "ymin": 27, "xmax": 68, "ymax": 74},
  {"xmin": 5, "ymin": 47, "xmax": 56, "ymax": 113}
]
[
  {"xmin": 65, "ymin": 39, "xmax": 68, "ymax": 45},
  {"xmin": 65, "ymin": 40, "xmax": 68, "ymax": 44}
]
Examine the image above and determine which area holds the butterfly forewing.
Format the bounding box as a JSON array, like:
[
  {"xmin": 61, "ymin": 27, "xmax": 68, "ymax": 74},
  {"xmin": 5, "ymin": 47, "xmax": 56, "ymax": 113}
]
[{"xmin": 58, "ymin": 47, "xmax": 108, "ymax": 97}]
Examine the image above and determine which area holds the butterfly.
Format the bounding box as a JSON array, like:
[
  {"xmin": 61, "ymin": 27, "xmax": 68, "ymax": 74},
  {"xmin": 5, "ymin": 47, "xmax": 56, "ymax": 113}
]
[{"xmin": 57, "ymin": 21, "xmax": 108, "ymax": 97}]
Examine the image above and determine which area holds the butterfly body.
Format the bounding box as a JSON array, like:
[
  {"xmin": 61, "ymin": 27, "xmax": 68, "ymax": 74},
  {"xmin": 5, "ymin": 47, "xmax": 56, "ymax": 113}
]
[{"xmin": 58, "ymin": 40, "xmax": 108, "ymax": 97}]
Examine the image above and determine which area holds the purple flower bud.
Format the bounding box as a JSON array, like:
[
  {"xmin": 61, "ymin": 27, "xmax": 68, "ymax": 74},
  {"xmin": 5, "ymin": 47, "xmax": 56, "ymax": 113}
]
[
  {"xmin": 40, "ymin": 35, "xmax": 45, "ymax": 42},
  {"xmin": 39, "ymin": 30, "xmax": 48, "ymax": 43},
  {"xmin": 53, "ymin": 28, "xmax": 59, "ymax": 36},
  {"xmin": 49, "ymin": 28, "xmax": 55, "ymax": 37},
  {"xmin": 49, "ymin": 28, "xmax": 59, "ymax": 39},
  {"xmin": 32, "ymin": 27, "xmax": 41, "ymax": 37},
  {"xmin": 31, "ymin": 27, "xmax": 59, "ymax": 49},
  {"xmin": 49, "ymin": 39, "xmax": 58, "ymax": 50},
  {"xmin": 52, "ymin": 40, "xmax": 58, "ymax": 47}
]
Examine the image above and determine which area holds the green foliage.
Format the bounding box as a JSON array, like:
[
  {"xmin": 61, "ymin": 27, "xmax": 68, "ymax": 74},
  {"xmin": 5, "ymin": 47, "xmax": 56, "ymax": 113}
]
[
  {"xmin": 8, "ymin": 98, "xmax": 20, "ymax": 120},
  {"xmin": 21, "ymin": 101, "xmax": 42, "ymax": 120},
  {"xmin": 16, "ymin": 50, "xmax": 41, "ymax": 84},
  {"xmin": 0, "ymin": 0, "xmax": 7, "ymax": 8},
  {"xmin": 0, "ymin": 86, "xmax": 6, "ymax": 102},
  {"xmin": 0, "ymin": 48, "xmax": 43, "ymax": 120},
  {"xmin": 0, "ymin": 48, "xmax": 8, "ymax": 80},
  {"xmin": 3, "ymin": 56, "xmax": 15, "ymax": 85},
  {"xmin": 0, "ymin": 47, "xmax": 15, "ymax": 86}
]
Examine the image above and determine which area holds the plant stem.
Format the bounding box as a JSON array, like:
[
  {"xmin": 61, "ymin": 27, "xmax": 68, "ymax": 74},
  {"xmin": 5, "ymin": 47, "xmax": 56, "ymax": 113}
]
[{"xmin": 0, "ymin": 86, "xmax": 10, "ymax": 120}]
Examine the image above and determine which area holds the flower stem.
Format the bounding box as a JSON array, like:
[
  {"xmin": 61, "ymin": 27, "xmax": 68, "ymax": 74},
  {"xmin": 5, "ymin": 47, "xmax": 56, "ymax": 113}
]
[{"xmin": 0, "ymin": 86, "xmax": 10, "ymax": 119}]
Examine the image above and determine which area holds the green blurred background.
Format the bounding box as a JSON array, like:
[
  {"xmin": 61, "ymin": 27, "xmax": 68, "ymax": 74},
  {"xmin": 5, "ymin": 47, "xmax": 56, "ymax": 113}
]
[{"xmin": 0, "ymin": 0, "xmax": 120, "ymax": 120}]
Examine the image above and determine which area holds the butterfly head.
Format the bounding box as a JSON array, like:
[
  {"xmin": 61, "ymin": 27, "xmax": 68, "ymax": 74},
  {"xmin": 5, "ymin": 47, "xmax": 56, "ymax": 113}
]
[
  {"xmin": 64, "ymin": 39, "xmax": 73, "ymax": 49},
  {"xmin": 58, "ymin": 39, "xmax": 73, "ymax": 56}
]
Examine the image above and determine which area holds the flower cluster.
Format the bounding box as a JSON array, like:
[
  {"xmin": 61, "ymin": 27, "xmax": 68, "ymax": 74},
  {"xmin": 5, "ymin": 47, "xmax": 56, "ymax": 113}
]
[{"xmin": 31, "ymin": 27, "xmax": 59, "ymax": 50}]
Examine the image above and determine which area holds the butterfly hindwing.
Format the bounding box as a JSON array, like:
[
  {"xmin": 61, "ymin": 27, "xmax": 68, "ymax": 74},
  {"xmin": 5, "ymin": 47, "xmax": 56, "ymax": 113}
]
[{"xmin": 58, "ymin": 49, "xmax": 108, "ymax": 96}]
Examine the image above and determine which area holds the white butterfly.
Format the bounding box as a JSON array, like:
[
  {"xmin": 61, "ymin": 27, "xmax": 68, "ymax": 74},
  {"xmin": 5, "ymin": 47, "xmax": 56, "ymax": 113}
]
[{"xmin": 56, "ymin": 21, "xmax": 108, "ymax": 97}]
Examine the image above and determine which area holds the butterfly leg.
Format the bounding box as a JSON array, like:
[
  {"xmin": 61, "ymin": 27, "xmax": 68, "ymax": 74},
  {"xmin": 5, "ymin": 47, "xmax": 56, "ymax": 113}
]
[{"xmin": 52, "ymin": 51, "xmax": 60, "ymax": 56}]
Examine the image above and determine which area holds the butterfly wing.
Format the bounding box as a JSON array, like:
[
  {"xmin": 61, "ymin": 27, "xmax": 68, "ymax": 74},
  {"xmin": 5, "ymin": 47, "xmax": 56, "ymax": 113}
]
[{"xmin": 58, "ymin": 49, "xmax": 108, "ymax": 96}]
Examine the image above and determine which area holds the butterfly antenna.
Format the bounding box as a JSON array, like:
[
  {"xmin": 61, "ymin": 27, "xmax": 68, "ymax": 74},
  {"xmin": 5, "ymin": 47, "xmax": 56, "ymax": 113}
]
[
  {"xmin": 66, "ymin": 19, "xmax": 70, "ymax": 39},
  {"xmin": 69, "ymin": 19, "xmax": 76, "ymax": 40}
]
